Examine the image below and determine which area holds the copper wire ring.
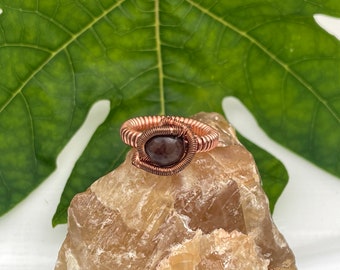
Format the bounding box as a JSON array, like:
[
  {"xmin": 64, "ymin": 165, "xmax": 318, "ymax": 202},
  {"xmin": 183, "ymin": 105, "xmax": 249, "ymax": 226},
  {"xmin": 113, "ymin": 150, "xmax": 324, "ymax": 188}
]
[{"xmin": 120, "ymin": 116, "xmax": 219, "ymax": 176}]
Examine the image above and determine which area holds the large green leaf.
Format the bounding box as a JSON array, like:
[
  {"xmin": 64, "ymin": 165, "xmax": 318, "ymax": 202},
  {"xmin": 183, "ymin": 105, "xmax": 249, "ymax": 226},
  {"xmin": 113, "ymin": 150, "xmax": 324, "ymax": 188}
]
[{"xmin": 0, "ymin": 1, "xmax": 339, "ymax": 226}]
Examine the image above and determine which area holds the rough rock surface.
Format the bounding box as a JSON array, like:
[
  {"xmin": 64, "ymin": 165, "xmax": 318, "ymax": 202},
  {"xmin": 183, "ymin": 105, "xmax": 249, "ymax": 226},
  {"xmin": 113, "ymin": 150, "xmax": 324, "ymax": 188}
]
[{"xmin": 55, "ymin": 112, "xmax": 297, "ymax": 270}]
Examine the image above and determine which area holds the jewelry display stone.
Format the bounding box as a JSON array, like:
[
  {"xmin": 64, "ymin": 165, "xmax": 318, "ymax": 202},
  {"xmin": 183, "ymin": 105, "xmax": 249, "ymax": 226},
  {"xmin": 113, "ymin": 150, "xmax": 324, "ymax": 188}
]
[{"xmin": 55, "ymin": 112, "xmax": 297, "ymax": 270}]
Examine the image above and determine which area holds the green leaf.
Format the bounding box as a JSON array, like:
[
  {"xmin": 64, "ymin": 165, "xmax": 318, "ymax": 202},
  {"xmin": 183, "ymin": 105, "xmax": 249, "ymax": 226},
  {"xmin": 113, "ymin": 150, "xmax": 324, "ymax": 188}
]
[{"xmin": 0, "ymin": 1, "xmax": 339, "ymax": 225}]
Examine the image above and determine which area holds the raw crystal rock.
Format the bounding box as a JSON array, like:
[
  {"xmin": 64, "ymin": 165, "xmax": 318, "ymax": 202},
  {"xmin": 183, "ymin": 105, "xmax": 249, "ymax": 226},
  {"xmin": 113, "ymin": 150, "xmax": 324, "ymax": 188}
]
[{"xmin": 55, "ymin": 112, "xmax": 296, "ymax": 270}]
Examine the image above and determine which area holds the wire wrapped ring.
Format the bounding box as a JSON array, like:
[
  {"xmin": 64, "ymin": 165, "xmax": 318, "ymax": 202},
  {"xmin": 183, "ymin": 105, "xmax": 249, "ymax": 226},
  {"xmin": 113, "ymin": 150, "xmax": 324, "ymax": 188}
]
[{"xmin": 120, "ymin": 116, "xmax": 219, "ymax": 176}]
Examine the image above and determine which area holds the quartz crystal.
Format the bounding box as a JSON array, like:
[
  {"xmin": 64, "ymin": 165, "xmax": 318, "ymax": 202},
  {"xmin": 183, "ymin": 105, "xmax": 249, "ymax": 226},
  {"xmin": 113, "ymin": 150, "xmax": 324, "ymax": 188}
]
[{"xmin": 55, "ymin": 112, "xmax": 297, "ymax": 270}]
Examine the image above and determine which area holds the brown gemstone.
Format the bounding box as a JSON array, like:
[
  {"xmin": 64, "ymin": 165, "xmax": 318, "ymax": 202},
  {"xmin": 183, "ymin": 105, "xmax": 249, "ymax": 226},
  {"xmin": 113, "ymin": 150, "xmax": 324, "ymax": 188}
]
[{"xmin": 145, "ymin": 135, "xmax": 185, "ymax": 167}]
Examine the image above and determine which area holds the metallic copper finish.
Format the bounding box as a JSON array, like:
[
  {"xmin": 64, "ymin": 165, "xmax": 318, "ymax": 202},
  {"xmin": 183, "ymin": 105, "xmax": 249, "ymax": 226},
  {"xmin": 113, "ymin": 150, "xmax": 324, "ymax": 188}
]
[{"xmin": 120, "ymin": 116, "xmax": 219, "ymax": 176}]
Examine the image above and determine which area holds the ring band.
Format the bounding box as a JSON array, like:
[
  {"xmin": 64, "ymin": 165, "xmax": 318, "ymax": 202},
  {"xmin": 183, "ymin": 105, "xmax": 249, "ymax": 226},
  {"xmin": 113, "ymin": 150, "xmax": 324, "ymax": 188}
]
[{"xmin": 120, "ymin": 116, "xmax": 219, "ymax": 176}]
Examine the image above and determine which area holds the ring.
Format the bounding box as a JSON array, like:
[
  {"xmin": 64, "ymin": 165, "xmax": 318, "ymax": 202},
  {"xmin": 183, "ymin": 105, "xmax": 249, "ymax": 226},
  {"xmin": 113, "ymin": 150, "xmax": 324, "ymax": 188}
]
[{"xmin": 120, "ymin": 116, "xmax": 219, "ymax": 176}]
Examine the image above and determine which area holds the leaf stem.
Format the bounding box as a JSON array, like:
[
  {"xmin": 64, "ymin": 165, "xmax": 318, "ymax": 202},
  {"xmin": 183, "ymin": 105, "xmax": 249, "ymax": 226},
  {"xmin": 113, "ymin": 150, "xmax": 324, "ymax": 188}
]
[{"xmin": 155, "ymin": 0, "xmax": 166, "ymax": 115}]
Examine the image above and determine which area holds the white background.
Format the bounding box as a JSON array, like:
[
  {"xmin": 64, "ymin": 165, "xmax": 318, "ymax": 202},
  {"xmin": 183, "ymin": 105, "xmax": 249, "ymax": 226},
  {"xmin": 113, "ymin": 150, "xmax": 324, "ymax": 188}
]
[{"xmin": 0, "ymin": 14, "xmax": 340, "ymax": 270}]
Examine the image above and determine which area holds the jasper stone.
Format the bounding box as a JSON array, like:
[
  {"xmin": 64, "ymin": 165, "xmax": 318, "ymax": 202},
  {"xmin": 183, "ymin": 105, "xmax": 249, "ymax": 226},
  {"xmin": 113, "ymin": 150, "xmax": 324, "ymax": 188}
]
[{"xmin": 145, "ymin": 135, "xmax": 185, "ymax": 166}]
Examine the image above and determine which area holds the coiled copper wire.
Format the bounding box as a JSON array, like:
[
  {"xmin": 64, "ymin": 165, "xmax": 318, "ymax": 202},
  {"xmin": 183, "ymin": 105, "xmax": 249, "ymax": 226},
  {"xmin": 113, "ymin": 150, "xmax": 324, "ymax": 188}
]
[
  {"xmin": 120, "ymin": 116, "xmax": 219, "ymax": 176},
  {"xmin": 120, "ymin": 116, "xmax": 219, "ymax": 151}
]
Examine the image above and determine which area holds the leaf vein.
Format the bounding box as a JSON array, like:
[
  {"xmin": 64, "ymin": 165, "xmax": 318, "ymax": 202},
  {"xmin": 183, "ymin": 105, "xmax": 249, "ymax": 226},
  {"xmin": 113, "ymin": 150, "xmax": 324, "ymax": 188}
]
[
  {"xmin": 21, "ymin": 92, "xmax": 38, "ymax": 168},
  {"xmin": 0, "ymin": 43, "xmax": 53, "ymax": 54},
  {"xmin": 120, "ymin": 65, "xmax": 158, "ymax": 90},
  {"xmin": 64, "ymin": 48, "xmax": 77, "ymax": 132},
  {"xmin": 155, "ymin": 0, "xmax": 165, "ymax": 115}
]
